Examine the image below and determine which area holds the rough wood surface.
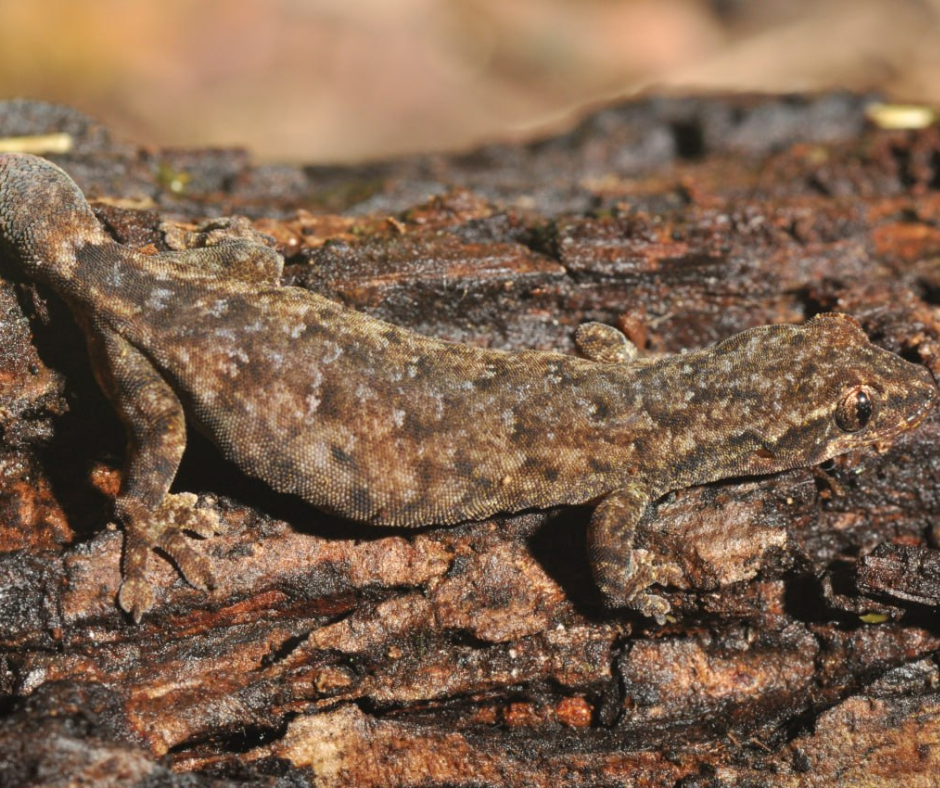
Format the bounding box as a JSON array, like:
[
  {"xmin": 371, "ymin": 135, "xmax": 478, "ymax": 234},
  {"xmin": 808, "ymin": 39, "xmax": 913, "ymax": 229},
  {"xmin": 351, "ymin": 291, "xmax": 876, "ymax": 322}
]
[{"xmin": 1, "ymin": 95, "xmax": 939, "ymax": 787}]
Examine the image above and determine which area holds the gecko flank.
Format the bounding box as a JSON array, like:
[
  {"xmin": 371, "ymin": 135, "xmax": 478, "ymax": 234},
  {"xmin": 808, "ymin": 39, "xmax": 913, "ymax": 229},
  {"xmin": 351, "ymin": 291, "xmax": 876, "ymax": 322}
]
[{"xmin": 0, "ymin": 152, "xmax": 935, "ymax": 622}]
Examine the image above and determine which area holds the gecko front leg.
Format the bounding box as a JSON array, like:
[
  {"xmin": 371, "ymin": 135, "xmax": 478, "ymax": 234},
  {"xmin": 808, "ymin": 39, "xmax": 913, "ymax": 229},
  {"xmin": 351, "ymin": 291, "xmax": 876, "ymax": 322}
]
[
  {"xmin": 85, "ymin": 325, "xmax": 221, "ymax": 621},
  {"xmin": 153, "ymin": 238, "xmax": 284, "ymax": 285},
  {"xmin": 587, "ymin": 485, "xmax": 683, "ymax": 623}
]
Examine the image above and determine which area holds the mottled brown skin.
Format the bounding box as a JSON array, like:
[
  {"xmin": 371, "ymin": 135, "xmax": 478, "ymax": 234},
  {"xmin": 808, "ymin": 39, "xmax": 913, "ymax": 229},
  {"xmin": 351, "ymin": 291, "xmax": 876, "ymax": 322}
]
[{"xmin": 0, "ymin": 153, "xmax": 936, "ymax": 622}]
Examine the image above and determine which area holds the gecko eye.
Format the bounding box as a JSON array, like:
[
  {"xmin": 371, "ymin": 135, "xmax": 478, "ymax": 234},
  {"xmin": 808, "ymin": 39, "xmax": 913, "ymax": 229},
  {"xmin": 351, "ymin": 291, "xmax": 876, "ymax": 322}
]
[{"xmin": 835, "ymin": 386, "xmax": 876, "ymax": 432}]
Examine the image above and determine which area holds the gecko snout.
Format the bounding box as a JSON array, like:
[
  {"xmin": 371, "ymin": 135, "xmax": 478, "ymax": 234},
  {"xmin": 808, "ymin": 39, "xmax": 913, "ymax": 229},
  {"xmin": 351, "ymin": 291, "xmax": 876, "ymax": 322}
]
[
  {"xmin": 907, "ymin": 375, "xmax": 939, "ymax": 427},
  {"xmin": 887, "ymin": 362, "xmax": 939, "ymax": 434}
]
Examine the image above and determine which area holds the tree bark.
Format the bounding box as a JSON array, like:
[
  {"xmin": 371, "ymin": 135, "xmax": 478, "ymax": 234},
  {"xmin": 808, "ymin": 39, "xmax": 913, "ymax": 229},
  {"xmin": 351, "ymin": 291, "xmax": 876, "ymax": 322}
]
[{"xmin": 1, "ymin": 94, "xmax": 939, "ymax": 787}]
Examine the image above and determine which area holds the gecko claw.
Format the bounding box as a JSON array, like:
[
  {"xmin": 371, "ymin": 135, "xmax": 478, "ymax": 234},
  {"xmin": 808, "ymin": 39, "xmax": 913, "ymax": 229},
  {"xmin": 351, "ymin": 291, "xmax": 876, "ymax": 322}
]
[{"xmin": 117, "ymin": 576, "xmax": 155, "ymax": 623}]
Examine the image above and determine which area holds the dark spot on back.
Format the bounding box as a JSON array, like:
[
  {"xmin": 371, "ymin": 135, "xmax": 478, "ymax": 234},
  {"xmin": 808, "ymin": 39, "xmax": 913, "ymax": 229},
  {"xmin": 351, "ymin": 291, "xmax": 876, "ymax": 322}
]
[
  {"xmin": 453, "ymin": 455, "xmax": 476, "ymax": 476},
  {"xmin": 470, "ymin": 475, "xmax": 497, "ymax": 497},
  {"xmin": 404, "ymin": 410, "xmax": 436, "ymax": 439},
  {"xmin": 330, "ymin": 444, "xmax": 356, "ymax": 466},
  {"xmin": 472, "ymin": 373, "xmax": 500, "ymax": 392},
  {"xmin": 316, "ymin": 382, "xmax": 342, "ymax": 419},
  {"xmin": 511, "ymin": 420, "xmax": 540, "ymax": 448},
  {"xmin": 592, "ymin": 399, "xmax": 612, "ymax": 420},
  {"xmin": 300, "ymin": 321, "xmax": 327, "ymax": 340},
  {"xmin": 414, "ymin": 354, "xmax": 434, "ymax": 378},
  {"xmin": 349, "ymin": 485, "xmax": 373, "ymax": 515}
]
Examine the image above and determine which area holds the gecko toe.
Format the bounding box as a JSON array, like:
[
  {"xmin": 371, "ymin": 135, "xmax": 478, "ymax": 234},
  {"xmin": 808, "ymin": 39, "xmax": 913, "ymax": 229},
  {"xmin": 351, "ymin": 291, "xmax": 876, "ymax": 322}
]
[
  {"xmin": 118, "ymin": 576, "xmax": 155, "ymax": 623},
  {"xmin": 181, "ymin": 507, "xmax": 223, "ymax": 538},
  {"xmin": 159, "ymin": 531, "xmax": 216, "ymax": 591},
  {"xmin": 632, "ymin": 592, "xmax": 671, "ymax": 625}
]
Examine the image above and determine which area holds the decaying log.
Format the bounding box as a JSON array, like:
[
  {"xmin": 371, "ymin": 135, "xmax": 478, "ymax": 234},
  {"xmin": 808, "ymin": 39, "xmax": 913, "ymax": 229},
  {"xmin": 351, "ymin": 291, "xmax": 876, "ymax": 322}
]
[{"xmin": 1, "ymin": 94, "xmax": 940, "ymax": 786}]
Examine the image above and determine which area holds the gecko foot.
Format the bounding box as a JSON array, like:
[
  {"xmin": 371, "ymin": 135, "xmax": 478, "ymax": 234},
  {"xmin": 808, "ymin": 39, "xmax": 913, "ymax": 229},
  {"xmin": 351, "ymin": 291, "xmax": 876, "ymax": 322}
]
[
  {"xmin": 598, "ymin": 548, "xmax": 683, "ymax": 623},
  {"xmin": 116, "ymin": 493, "xmax": 223, "ymax": 621},
  {"xmin": 630, "ymin": 593, "xmax": 672, "ymax": 625}
]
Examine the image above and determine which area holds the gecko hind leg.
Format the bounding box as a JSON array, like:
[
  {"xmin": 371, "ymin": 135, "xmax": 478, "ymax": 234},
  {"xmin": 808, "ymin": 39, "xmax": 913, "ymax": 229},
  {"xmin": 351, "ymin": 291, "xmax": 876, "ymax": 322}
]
[
  {"xmin": 152, "ymin": 239, "xmax": 284, "ymax": 285},
  {"xmin": 85, "ymin": 323, "xmax": 223, "ymax": 621},
  {"xmin": 588, "ymin": 486, "xmax": 683, "ymax": 623}
]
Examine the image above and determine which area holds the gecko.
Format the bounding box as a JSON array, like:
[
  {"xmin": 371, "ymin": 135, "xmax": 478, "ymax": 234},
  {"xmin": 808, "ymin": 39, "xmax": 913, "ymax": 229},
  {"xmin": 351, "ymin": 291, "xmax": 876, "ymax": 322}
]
[{"xmin": 0, "ymin": 152, "xmax": 936, "ymax": 623}]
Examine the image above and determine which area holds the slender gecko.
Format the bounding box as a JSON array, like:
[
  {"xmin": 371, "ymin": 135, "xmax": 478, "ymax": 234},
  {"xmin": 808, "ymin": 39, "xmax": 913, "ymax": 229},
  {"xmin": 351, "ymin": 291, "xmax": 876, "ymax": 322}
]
[{"xmin": 0, "ymin": 153, "xmax": 935, "ymax": 622}]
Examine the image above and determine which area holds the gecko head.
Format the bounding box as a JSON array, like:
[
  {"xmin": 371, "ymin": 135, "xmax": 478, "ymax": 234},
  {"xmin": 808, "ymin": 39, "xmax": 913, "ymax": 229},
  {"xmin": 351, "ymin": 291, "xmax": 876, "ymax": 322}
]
[
  {"xmin": 807, "ymin": 314, "xmax": 936, "ymax": 458},
  {"xmin": 697, "ymin": 313, "xmax": 937, "ymax": 479}
]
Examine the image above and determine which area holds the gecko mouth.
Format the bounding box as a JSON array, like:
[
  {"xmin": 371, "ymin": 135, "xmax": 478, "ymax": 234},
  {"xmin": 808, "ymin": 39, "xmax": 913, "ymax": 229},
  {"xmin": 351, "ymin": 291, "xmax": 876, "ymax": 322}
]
[{"xmin": 904, "ymin": 383, "xmax": 938, "ymax": 429}]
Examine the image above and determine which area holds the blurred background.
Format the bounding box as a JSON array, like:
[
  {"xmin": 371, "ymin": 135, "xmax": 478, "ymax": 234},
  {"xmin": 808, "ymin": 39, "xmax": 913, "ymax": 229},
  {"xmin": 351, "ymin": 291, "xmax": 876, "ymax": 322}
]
[{"xmin": 0, "ymin": 0, "xmax": 938, "ymax": 163}]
